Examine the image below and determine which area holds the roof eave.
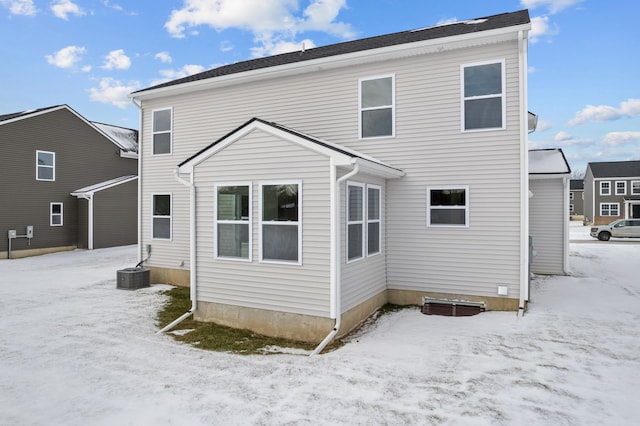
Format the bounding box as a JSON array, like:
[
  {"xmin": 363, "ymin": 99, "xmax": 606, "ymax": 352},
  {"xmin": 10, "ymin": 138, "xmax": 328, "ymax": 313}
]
[{"xmin": 131, "ymin": 23, "xmax": 530, "ymax": 101}]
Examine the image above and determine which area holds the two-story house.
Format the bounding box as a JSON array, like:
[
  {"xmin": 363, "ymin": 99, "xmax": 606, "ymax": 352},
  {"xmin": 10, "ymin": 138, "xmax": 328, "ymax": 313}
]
[
  {"xmin": 130, "ymin": 10, "xmax": 533, "ymax": 347},
  {"xmin": 584, "ymin": 161, "xmax": 640, "ymax": 225},
  {"xmin": 0, "ymin": 105, "xmax": 138, "ymax": 259},
  {"xmin": 569, "ymin": 179, "xmax": 584, "ymax": 218}
]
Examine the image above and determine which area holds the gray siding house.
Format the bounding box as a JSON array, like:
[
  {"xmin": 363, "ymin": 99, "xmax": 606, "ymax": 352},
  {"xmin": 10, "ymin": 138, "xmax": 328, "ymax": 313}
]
[
  {"xmin": 569, "ymin": 179, "xmax": 584, "ymax": 218},
  {"xmin": 0, "ymin": 105, "xmax": 138, "ymax": 258},
  {"xmin": 528, "ymin": 149, "xmax": 571, "ymax": 275},
  {"xmin": 131, "ymin": 10, "xmax": 534, "ymax": 345},
  {"xmin": 584, "ymin": 161, "xmax": 640, "ymax": 225}
]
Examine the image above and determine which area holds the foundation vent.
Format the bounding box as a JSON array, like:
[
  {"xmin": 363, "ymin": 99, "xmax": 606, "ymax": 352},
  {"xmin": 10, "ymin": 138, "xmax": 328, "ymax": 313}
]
[{"xmin": 421, "ymin": 297, "xmax": 485, "ymax": 317}]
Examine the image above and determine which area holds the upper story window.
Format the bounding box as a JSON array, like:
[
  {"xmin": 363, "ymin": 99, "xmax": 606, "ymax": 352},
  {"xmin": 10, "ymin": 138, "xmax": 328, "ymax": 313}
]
[
  {"xmin": 632, "ymin": 181, "xmax": 640, "ymax": 195},
  {"xmin": 615, "ymin": 181, "xmax": 626, "ymax": 195},
  {"xmin": 600, "ymin": 181, "xmax": 610, "ymax": 196},
  {"xmin": 36, "ymin": 150, "xmax": 55, "ymax": 181},
  {"xmin": 462, "ymin": 60, "xmax": 505, "ymax": 131},
  {"xmin": 152, "ymin": 194, "xmax": 171, "ymax": 239},
  {"xmin": 427, "ymin": 186, "xmax": 469, "ymax": 227},
  {"xmin": 152, "ymin": 108, "xmax": 172, "ymax": 155},
  {"xmin": 50, "ymin": 202, "xmax": 63, "ymax": 226},
  {"xmin": 359, "ymin": 75, "xmax": 395, "ymax": 139},
  {"xmin": 260, "ymin": 182, "xmax": 301, "ymax": 264},
  {"xmin": 215, "ymin": 184, "xmax": 251, "ymax": 260}
]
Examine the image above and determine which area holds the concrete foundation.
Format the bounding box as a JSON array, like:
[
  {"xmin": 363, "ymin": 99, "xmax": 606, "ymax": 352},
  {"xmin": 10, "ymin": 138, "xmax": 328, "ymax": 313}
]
[
  {"xmin": 146, "ymin": 265, "xmax": 190, "ymax": 287},
  {"xmin": 387, "ymin": 289, "xmax": 521, "ymax": 311},
  {"xmin": 1, "ymin": 245, "xmax": 76, "ymax": 260}
]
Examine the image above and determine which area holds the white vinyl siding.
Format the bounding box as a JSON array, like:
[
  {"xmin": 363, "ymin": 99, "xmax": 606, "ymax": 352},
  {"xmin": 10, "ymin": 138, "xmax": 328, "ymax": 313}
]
[
  {"xmin": 529, "ymin": 179, "xmax": 566, "ymax": 275},
  {"xmin": 191, "ymin": 130, "xmax": 331, "ymax": 317},
  {"xmin": 139, "ymin": 38, "xmax": 524, "ymax": 301}
]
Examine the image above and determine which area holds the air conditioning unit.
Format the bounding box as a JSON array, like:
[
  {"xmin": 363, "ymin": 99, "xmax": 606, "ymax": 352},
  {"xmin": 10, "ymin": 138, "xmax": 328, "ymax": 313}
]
[{"xmin": 117, "ymin": 267, "xmax": 150, "ymax": 290}]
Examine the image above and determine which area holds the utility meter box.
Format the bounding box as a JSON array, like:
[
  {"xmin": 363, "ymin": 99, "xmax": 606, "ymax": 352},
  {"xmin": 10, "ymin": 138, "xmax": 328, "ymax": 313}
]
[
  {"xmin": 26, "ymin": 226, "xmax": 34, "ymax": 238},
  {"xmin": 8, "ymin": 230, "xmax": 16, "ymax": 239}
]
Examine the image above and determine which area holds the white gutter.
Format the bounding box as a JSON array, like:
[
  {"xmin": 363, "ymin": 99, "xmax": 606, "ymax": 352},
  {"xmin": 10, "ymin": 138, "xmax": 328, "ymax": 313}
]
[
  {"xmin": 311, "ymin": 162, "xmax": 360, "ymax": 356},
  {"xmin": 157, "ymin": 169, "xmax": 197, "ymax": 334},
  {"xmin": 518, "ymin": 29, "xmax": 530, "ymax": 316}
]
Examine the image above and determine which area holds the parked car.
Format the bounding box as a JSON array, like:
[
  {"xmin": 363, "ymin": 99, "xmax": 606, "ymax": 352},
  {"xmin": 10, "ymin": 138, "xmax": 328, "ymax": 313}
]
[{"xmin": 590, "ymin": 219, "xmax": 640, "ymax": 241}]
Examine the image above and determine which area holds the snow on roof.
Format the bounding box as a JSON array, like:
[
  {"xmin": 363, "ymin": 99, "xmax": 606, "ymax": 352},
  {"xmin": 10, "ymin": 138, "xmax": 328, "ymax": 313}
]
[
  {"xmin": 529, "ymin": 148, "xmax": 571, "ymax": 175},
  {"xmin": 92, "ymin": 122, "xmax": 138, "ymax": 153}
]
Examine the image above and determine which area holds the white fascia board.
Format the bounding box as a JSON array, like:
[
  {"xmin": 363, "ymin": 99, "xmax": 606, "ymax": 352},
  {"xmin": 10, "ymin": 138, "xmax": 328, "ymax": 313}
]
[
  {"xmin": 132, "ymin": 24, "xmax": 530, "ymax": 102},
  {"xmin": 529, "ymin": 173, "xmax": 571, "ymax": 180},
  {"xmin": 71, "ymin": 175, "xmax": 138, "ymax": 197},
  {"xmin": 354, "ymin": 158, "xmax": 404, "ymax": 179},
  {"xmin": 120, "ymin": 150, "xmax": 138, "ymax": 159}
]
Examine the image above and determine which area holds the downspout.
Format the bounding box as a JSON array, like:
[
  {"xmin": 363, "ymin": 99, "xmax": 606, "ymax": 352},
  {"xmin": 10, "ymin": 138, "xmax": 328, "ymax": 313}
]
[
  {"xmin": 131, "ymin": 97, "xmax": 143, "ymax": 266},
  {"xmin": 311, "ymin": 162, "xmax": 360, "ymax": 355},
  {"xmin": 518, "ymin": 29, "xmax": 529, "ymax": 316},
  {"xmin": 562, "ymin": 177, "xmax": 571, "ymax": 274},
  {"xmin": 157, "ymin": 168, "xmax": 197, "ymax": 334}
]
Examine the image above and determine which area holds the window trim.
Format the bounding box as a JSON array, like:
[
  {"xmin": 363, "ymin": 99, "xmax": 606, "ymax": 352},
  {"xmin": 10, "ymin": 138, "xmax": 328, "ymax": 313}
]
[
  {"xmin": 214, "ymin": 182, "xmax": 252, "ymax": 262},
  {"xmin": 258, "ymin": 180, "xmax": 302, "ymax": 265},
  {"xmin": 632, "ymin": 181, "xmax": 640, "ymax": 195},
  {"xmin": 600, "ymin": 202, "xmax": 619, "ymax": 216},
  {"xmin": 36, "ymin": 150, "xmax": 55, "ymax": 181},
  {"xmin": 615, "ymin": 181, "xmax": 626, "ymax": 195},
  {"xmin": 426, "ymin": 185, "xmax": 470, "ymax": 228},
  {"xmin": 358, "ymin": 74, "xmax": 396, "ymax": 140},
  {"xmin": 346, "ymin": 181, "xmax": 365, "ymax": 263},
  {"xmin": 50, "ymin": 202, "xmax": 63, "ymax": 226},
  {"xmin": 152, "ymin": 107, "xmax": 173, "ymax": 156},
  {"xmin": 461, "ymin": 59, "xmax": 506, "ymax": 132},
  {"xmin": 366, "ymin": 184, "xmax": 382, "ymax": 257},
  {"xmin": 151, "ymin": 193, "xmax": 172, "ymax": 240},
  {"xmin": 600, "ymin": 181, "xmax": 611, "ymax": 196}
]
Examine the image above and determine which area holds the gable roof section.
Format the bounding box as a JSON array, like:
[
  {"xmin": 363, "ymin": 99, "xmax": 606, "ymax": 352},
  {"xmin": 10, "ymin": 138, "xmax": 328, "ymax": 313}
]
[
  {"xmin": 529, "ymin": 148, "xmax": 571, "ymax": 175},
  {"xmin": 178, "ymin": 118, "xmax": 404, "ymax": 179},
  {"xmin": 587, "ymin": 160, "xmax": 640, "ymax": 178},
  {"xmin": 0, "ymin": 104, "xmax": 138, "ymax": 154},
  {"xmin": 71, "ymin": 175, "xmax": 138, "ymax": 197},
  {"xmin": 133, "ymin": 9, "xmax": 529, "ymax": 96}
]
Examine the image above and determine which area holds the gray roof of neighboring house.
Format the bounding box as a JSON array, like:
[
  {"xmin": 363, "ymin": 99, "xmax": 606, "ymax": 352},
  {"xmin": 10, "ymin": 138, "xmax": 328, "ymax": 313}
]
[
  {"xmin": 134, "ymin": 9, "xmax": 530, "ymax": 94},
  {"xmin": 570, "ymin": 179, "xmax": 584, "ymax": 190},
  {"xmin": 0, "ymin": 104, "xmax": 138, "ymax": 153},
  {"xmin": 587, "ymin": 161, "xmax": 640, "ymax": 178}
]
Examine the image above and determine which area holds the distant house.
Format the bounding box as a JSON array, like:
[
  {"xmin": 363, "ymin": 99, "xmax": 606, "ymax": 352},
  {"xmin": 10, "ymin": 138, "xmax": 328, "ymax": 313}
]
[
  {"xmin": 130, "ymin": 10, "xmax": 536, "ymax": 345},
  {"xmin": 528, "ymin": 149, "xmax": 571, "ymax": 275},
  {"xmin": 569, "ymin": 179, "xmax": 584, "ymax": 218},
  {"xmin": 0, "ymin": 105, "xmax": 138, "ymax": 258},
  {"xmin": 584, "ymin": 161, "xmax": 640, "ymax": 225}
]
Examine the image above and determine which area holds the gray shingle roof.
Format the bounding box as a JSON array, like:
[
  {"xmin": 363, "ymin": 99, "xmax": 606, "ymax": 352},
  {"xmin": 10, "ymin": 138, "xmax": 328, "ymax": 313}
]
[
  {"xmin": 0, "ymin": 105, "xmax": 63, "ymax": 123},
  {"xmin": 588, "ymin": 161, "xmax": 640, "ymax": 178},
  {"xmin": 134, "ymin": 9, "xmax": 529, "ymax": 94},
  {"xmin": 570, "ymin": 179, "xmax": 584, "ymax": 190}
]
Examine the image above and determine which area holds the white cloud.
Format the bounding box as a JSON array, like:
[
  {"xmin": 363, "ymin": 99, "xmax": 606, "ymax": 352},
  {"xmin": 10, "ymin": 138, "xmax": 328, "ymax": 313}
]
[
  {"xmin": 569, "ymin": 98, "xmax": 640, "ymax": 126},
  {"xmin": 0, "ymin": 0, "xmax": 36, "ymax": 16},
  {"xmin": 602, "ymin": 132, "xmax": 640, "ymax": 147},
  {"xmin": 520, "ymin": 0, "xmax": 582, "ymax": 14},
  {"xmin": 220, "ymin": 40, "xmax": 234, "ymax": 52},
  {"xmin": 528, "ymin": 15, "xmax": 559, "ymax": 44},
  {"xmin": 88, "ymin": 77, "xmax": 139, "ymax": 108},
  {"xmin": 51, "ymin": 0, "xmax": 84, "ymax": 20},
  {"xmin": 164, "ymin": 0, "xmax": 353, "ymax": 57},
  {"xmin": 150, "ymin": 64, "xmax": 206, "ymax": 86},
  {"xmin": 536, "ymin": 119, "xmax": 552, "ymax": 131},
  {"xmin": 554, "ymin": 130, "xmax": 572, "ymax": 141},
  {"xmin": 250, "ymin": 38, "xmax": 315, "ymax": 57},
  {"xmin": 102, "ymin": 49, "xmax": 131, "ymax": 70},
  {"xmin": 45, "ymin": 45, "xmax": 85, "ymax": 68},
  {"xmin": 154, "ymin": 51, "xmax": 173, "ymax": 64}
]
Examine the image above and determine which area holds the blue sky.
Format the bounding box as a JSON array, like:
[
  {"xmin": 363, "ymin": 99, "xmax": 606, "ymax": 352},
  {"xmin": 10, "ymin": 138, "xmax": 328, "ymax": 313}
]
[{"xmin": 1, "ymin": 0, "xmax": 638, "ymax": 174}]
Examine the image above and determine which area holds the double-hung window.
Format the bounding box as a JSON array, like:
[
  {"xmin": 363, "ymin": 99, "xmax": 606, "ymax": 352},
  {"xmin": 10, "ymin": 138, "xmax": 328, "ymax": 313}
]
[
  {"xmin": 260, "ymin": 182, "xmax": 301, "ymax": 264},
  {"xmin": 347, "ymin": 182, "xmax": 382, "ymax": 262},
  {"xmin": 427, "ymin": 186, "xmax": 469, "ymax": 227},
  {"xmin": 600, "ymin": 181, "xmax": 610, "ymax": 196},
  {"xmin": 50, "ymin": 202, "xmax": 63, "ymax": 226},
  {"xmin": 615, "ymin": 181, "xmax": 626, "ymax": 195},
  {"xmin": 462, "ymin": 60, "xmax": 505, "ymax": 131},
  {"xmin": 600, "ymin": 203, "xmax": 619, "ymax": 216},
  {"xmin": 152, "ymin": 108, "xmax": 172, "ymax": 155},
  {"xmin": 632, "ymin": 181, "xmax": 640, "ymax": 195},
  {"xmin": 152, "ymin": 194, "xmax": 171, "ymax": 239},
  {"xmin": 216, "ymin": 184, "xmax": 251, "ymax": 260},
  {"xmin": 36, "ymin": 150, "xmax": 55, "ymax": 181},
  {"xmin": 359, "ymin": 75, "xmax": 394, "ymax": 138}
]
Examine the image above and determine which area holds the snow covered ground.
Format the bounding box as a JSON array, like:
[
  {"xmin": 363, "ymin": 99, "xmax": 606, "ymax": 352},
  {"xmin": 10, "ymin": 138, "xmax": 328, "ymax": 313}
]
[{"xmin": 1, "ymin": 221, "xmax": 639, "ymax": 425}]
